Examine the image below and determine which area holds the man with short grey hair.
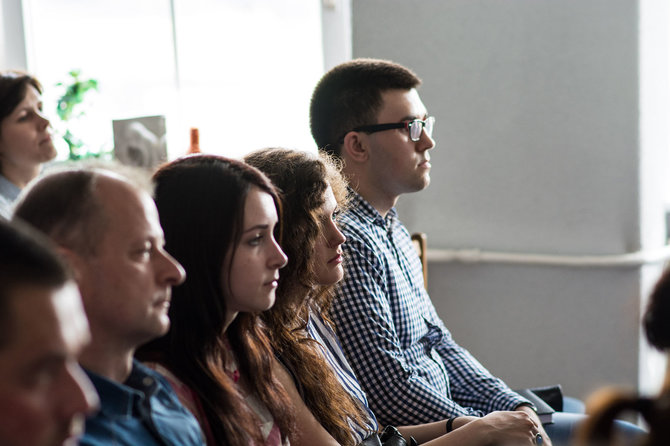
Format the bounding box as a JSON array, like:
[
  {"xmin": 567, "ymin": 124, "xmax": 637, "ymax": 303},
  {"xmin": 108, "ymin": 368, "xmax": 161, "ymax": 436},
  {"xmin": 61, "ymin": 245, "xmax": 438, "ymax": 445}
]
[{"xmin": 13, "ymin": 166, "xmax": 205, "ymax": 446}]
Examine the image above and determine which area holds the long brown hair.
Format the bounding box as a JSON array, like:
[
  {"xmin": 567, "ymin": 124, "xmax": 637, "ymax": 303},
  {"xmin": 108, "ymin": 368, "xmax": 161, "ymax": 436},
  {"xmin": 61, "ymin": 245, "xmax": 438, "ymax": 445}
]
[
  {"xmin": 137, "ymin": 154, "xmax": 294, "ymax": 445},
  {"xmin": 245, "ymin": 148, "xmax": 370, "ymax": 446}
]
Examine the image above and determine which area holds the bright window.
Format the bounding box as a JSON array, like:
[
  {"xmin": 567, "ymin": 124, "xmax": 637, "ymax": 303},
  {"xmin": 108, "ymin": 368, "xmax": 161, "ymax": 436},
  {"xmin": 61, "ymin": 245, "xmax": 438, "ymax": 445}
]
[{"xmin": 22, "ymin": 0, "xmax": 323, "ymax": 160}]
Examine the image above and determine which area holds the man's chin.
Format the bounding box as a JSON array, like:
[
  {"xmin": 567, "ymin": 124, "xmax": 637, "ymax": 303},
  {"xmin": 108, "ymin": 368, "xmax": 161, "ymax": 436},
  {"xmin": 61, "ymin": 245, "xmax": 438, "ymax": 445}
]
[
  {"xmin": 158, "ymin": 317, "xmax": 171, "ymax": 335},
  {"xmin": 140, "ymin": 316, "xmax": 171, "ymax": 343},
  {"xmin": 47, "ymin": 428, "xmax": 81, "ymax": 446},
  {"xmin": 60, "ymin": 435, "xmax": 81, "ymax": 446},
  {"xmin": 410, "ymin": 176, "xmax": 430, "ymax": 193}
]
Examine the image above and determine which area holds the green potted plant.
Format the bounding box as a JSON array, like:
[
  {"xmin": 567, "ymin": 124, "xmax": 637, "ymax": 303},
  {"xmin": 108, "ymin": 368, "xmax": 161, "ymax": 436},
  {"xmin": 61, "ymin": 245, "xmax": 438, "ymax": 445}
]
[{"xmin": 55, "ymin": 70, "xmax": 103, "ymax": 160}]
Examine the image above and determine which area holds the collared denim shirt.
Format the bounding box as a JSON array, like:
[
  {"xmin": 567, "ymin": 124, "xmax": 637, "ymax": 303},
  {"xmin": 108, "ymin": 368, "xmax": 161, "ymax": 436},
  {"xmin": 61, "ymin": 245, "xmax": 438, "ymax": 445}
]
[{"xmin": 80, "ymin": 360, "xmax": 205, "ymax": 446}]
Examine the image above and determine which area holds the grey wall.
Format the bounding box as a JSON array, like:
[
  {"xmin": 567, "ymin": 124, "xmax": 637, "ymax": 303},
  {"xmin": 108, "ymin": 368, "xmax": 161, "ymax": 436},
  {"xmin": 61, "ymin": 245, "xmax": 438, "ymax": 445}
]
[{"xmin": 350, "ymin": 0, "xmax": 669, "ymax": 400}]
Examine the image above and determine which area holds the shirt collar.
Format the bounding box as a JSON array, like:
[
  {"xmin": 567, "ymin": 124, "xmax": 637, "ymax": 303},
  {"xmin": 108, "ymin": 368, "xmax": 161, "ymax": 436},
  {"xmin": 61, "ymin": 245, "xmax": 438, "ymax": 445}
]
[
  {"xmin": 347, "ymin": 188, "xmax": 398, "ymax": 230},
  {"xmin": 0, "ymin": 174, "xmax": 20, "ymax": 202},
  {"xmin": 85, "ymin": 360, "xmax": 159, "ymax": 417}
]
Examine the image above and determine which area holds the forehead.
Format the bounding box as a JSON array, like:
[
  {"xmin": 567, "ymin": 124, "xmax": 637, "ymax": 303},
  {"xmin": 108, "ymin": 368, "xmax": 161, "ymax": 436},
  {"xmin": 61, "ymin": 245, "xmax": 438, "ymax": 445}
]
[
  {"xmin": 5, "ymin": 85, "xmax": 40, "ymax": 121},
  {"xmin": 376, "ymin": 88, "xmax": 427, "ymax": 122},
  {"xmin": 97, "ymin": 178, "xmax": 161, "ymax": 241},
  {"xmin": 243, "ymin": 187, "xmax": 278, "ymax": 226},
  {"xmin": 321, "ymin": 186, "xmax": 337, "ymax": 212},
  {"xmin": 15, "ymin": 85, "xmax": 41, "ymax": 107}
]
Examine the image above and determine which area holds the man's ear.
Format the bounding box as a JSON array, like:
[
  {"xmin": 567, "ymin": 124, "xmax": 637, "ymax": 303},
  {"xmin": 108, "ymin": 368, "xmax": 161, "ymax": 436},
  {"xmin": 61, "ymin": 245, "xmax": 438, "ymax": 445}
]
[
  {"xmin": 341, "ymin": 131, "xmax": 369, "ymax": 164},
  {"xmin": 56, "ymin": 246, "xmax": 86, "ymax": 282}
]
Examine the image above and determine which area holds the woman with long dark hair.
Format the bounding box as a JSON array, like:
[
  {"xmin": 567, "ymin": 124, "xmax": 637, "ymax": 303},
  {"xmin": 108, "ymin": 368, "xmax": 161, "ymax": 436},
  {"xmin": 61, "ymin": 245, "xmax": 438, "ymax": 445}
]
[{"xmin": 137, "ymin": 154, "xmax": 294, "ymax": 445}]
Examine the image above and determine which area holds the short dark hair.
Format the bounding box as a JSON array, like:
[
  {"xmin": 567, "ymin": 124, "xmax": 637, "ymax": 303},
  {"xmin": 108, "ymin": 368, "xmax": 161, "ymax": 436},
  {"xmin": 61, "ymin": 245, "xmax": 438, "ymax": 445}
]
[
  {"xmin": 310, "ymin": 58, "xmax": 421, "ymax": 157},
  {"xmin": 0, "ymin": 70, "xmax": 42, "ymax": 129},
  {"xmin": 0, "ymin": 219, "xmax": 69, "ymax": 349},
  {"xmin": 13, "ymin": 163, "xmax": 151, "ymax": 256},
  {"xmin": 0, "ymin": 71, "xmax": 43, "ymax": 172}
]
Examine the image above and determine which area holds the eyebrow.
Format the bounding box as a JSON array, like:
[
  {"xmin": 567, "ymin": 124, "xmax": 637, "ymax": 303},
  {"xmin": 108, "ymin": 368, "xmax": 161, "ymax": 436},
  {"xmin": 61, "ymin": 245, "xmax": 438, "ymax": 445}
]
[
  {"xmin": 23, "ymin": 353, "xmax": 67, "ymax": 374},
  {"xmin": 132, "ymin": 236, "xmax": 161, "ymax": 247},
  {"xmin": 242, "ymin": 224, "xmax": 271, "ymax": 233},
  {"xmin": 401, "ymin": 113, "xmax": 427, "ymax": 121}
]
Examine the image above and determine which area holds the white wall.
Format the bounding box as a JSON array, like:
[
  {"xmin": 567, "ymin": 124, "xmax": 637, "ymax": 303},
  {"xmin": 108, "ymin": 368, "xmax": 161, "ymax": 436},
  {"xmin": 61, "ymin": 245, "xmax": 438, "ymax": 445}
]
[
  {"xmin": 349, "ymin": 0, "xmax": 669, "ymax": 400},
  {"xmin": 1, "ymin": 0, "xmax": 28, "ymax": 69}
]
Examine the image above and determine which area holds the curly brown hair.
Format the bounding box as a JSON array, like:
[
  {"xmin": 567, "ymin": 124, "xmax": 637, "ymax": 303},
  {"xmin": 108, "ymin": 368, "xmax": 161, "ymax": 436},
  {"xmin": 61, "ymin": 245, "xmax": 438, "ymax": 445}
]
[{"xmin": 245, "ymin": 148, "xmax": 371, "ymax": 446}]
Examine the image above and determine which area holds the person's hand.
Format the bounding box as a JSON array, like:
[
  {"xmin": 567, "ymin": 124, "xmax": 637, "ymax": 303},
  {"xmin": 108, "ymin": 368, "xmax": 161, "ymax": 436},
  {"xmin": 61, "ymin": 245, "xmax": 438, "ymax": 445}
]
[
  {"xmin": 471, "ymin": 410, "xmax": 544, "ymax": 445},
  {"xmin": 514, "ymin": 405, "xmax": 552, "ymax": 446}
]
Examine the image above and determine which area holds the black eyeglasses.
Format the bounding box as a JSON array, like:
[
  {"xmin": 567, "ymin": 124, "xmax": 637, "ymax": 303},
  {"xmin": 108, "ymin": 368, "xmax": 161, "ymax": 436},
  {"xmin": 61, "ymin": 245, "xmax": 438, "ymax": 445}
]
[{"xmin": 352, "ymin": 116, "xmax": 435, "ymax": 142}]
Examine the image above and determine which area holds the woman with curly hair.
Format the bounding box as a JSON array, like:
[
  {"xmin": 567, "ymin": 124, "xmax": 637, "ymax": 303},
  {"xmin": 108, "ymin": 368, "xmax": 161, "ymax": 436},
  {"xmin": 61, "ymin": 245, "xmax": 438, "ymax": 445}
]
[
  {"xmin": 246, "ymin": 148, "xmax": 543, "ymax": 446},
  {"xmin": 136, "ymin": 154, "xmax": 294, "ymax": 445}
]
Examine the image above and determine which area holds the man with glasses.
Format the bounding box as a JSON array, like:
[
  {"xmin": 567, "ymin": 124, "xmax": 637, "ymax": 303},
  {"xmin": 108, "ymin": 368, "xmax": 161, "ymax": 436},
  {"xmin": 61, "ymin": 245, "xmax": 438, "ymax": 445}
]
[{"xmin": 311, "ymin": 58, "xmax": 558, "ymax": 445}]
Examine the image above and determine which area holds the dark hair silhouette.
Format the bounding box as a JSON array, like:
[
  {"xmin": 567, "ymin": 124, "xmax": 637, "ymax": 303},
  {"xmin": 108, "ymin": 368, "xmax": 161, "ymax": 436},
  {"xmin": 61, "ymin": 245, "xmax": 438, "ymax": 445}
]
[
  {"xmin": 576, "ymin": 268, "xmax": 670, "ymax": 446},
  {"xmin": 0, "ymin": 219, "xmax": 69, "ymax": 348}
]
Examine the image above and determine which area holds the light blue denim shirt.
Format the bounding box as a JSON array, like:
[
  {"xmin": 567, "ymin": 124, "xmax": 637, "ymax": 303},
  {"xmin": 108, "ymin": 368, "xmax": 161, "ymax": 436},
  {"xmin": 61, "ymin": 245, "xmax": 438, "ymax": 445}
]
[
  {"xmin": 0, "ymin": 174, "xmax": 20, "ymax": 220},
  {"xmin": 80, "ymin": 360, "xmax": 205, "ymax": 446}
]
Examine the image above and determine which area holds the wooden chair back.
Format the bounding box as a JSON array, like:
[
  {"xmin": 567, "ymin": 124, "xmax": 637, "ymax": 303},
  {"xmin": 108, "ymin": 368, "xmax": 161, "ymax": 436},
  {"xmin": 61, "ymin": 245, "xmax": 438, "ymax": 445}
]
[{"xmin": 411, "ymin": 232, "xmax": 428, "ymax": 288}]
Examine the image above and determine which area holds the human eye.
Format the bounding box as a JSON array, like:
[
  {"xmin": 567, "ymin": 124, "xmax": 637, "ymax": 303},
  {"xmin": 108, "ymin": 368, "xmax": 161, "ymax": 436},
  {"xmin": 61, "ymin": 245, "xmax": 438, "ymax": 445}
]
[
  {"xmin": 247, "ymin": 233, "xmax": 263, "ymax": 246},
  {"xmin": 16, "ymin": 110, "xmax": 30, "ymax": 122},
  {"xmin": 131, "ymin": 241, "xmax": 152, "ymax": 260}
]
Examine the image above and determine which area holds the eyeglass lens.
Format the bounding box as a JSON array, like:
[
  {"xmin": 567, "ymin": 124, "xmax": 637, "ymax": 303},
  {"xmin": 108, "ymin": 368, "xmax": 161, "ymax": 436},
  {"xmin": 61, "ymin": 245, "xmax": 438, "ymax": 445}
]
[{"xmin": 409, "ymin": 117, "xmax": 434, "ymax": 141}]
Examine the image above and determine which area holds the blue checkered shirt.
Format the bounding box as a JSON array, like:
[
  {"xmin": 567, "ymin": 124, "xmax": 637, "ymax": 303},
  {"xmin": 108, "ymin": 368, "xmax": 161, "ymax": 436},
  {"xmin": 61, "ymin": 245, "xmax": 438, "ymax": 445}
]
[{"xmin": 331, "ymin": 190, "xmax": 529, "ymax": 426}]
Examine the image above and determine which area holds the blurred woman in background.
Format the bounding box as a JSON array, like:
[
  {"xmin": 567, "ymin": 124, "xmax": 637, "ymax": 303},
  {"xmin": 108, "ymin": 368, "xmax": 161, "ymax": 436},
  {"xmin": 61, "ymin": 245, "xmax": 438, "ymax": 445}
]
[
  {"xmin": 0, "ymin": 71, "xmax": 56, "ymax": 219},
  {"xmin": 576, "ymin": 269, "xmax": 670, "ymax": 446}
]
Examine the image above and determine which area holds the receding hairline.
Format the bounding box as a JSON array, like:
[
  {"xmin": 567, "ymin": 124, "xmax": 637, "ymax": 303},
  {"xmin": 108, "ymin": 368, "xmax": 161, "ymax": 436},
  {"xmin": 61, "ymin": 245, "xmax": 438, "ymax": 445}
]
[
  {"xmin": 13, "ymin": 162, "xmax": 154, "ymax": 257},
  {"xmin": 93, "ymin": 170, "xmax": 152, "ymax": 202},
  {"xmin": 77, "ymin": 164, "xmax": 154, "ymax": 197},
  {"xmin": 85, "ymin": 170, "xmax": 158, "ymax": 238}
]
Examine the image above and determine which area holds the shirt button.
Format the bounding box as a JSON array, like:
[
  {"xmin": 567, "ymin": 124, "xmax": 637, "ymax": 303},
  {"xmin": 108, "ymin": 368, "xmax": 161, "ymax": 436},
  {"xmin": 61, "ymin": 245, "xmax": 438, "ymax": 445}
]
[{"xmin": 142, "ymin": 377, "xmax": 154, "ymax": 387}]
